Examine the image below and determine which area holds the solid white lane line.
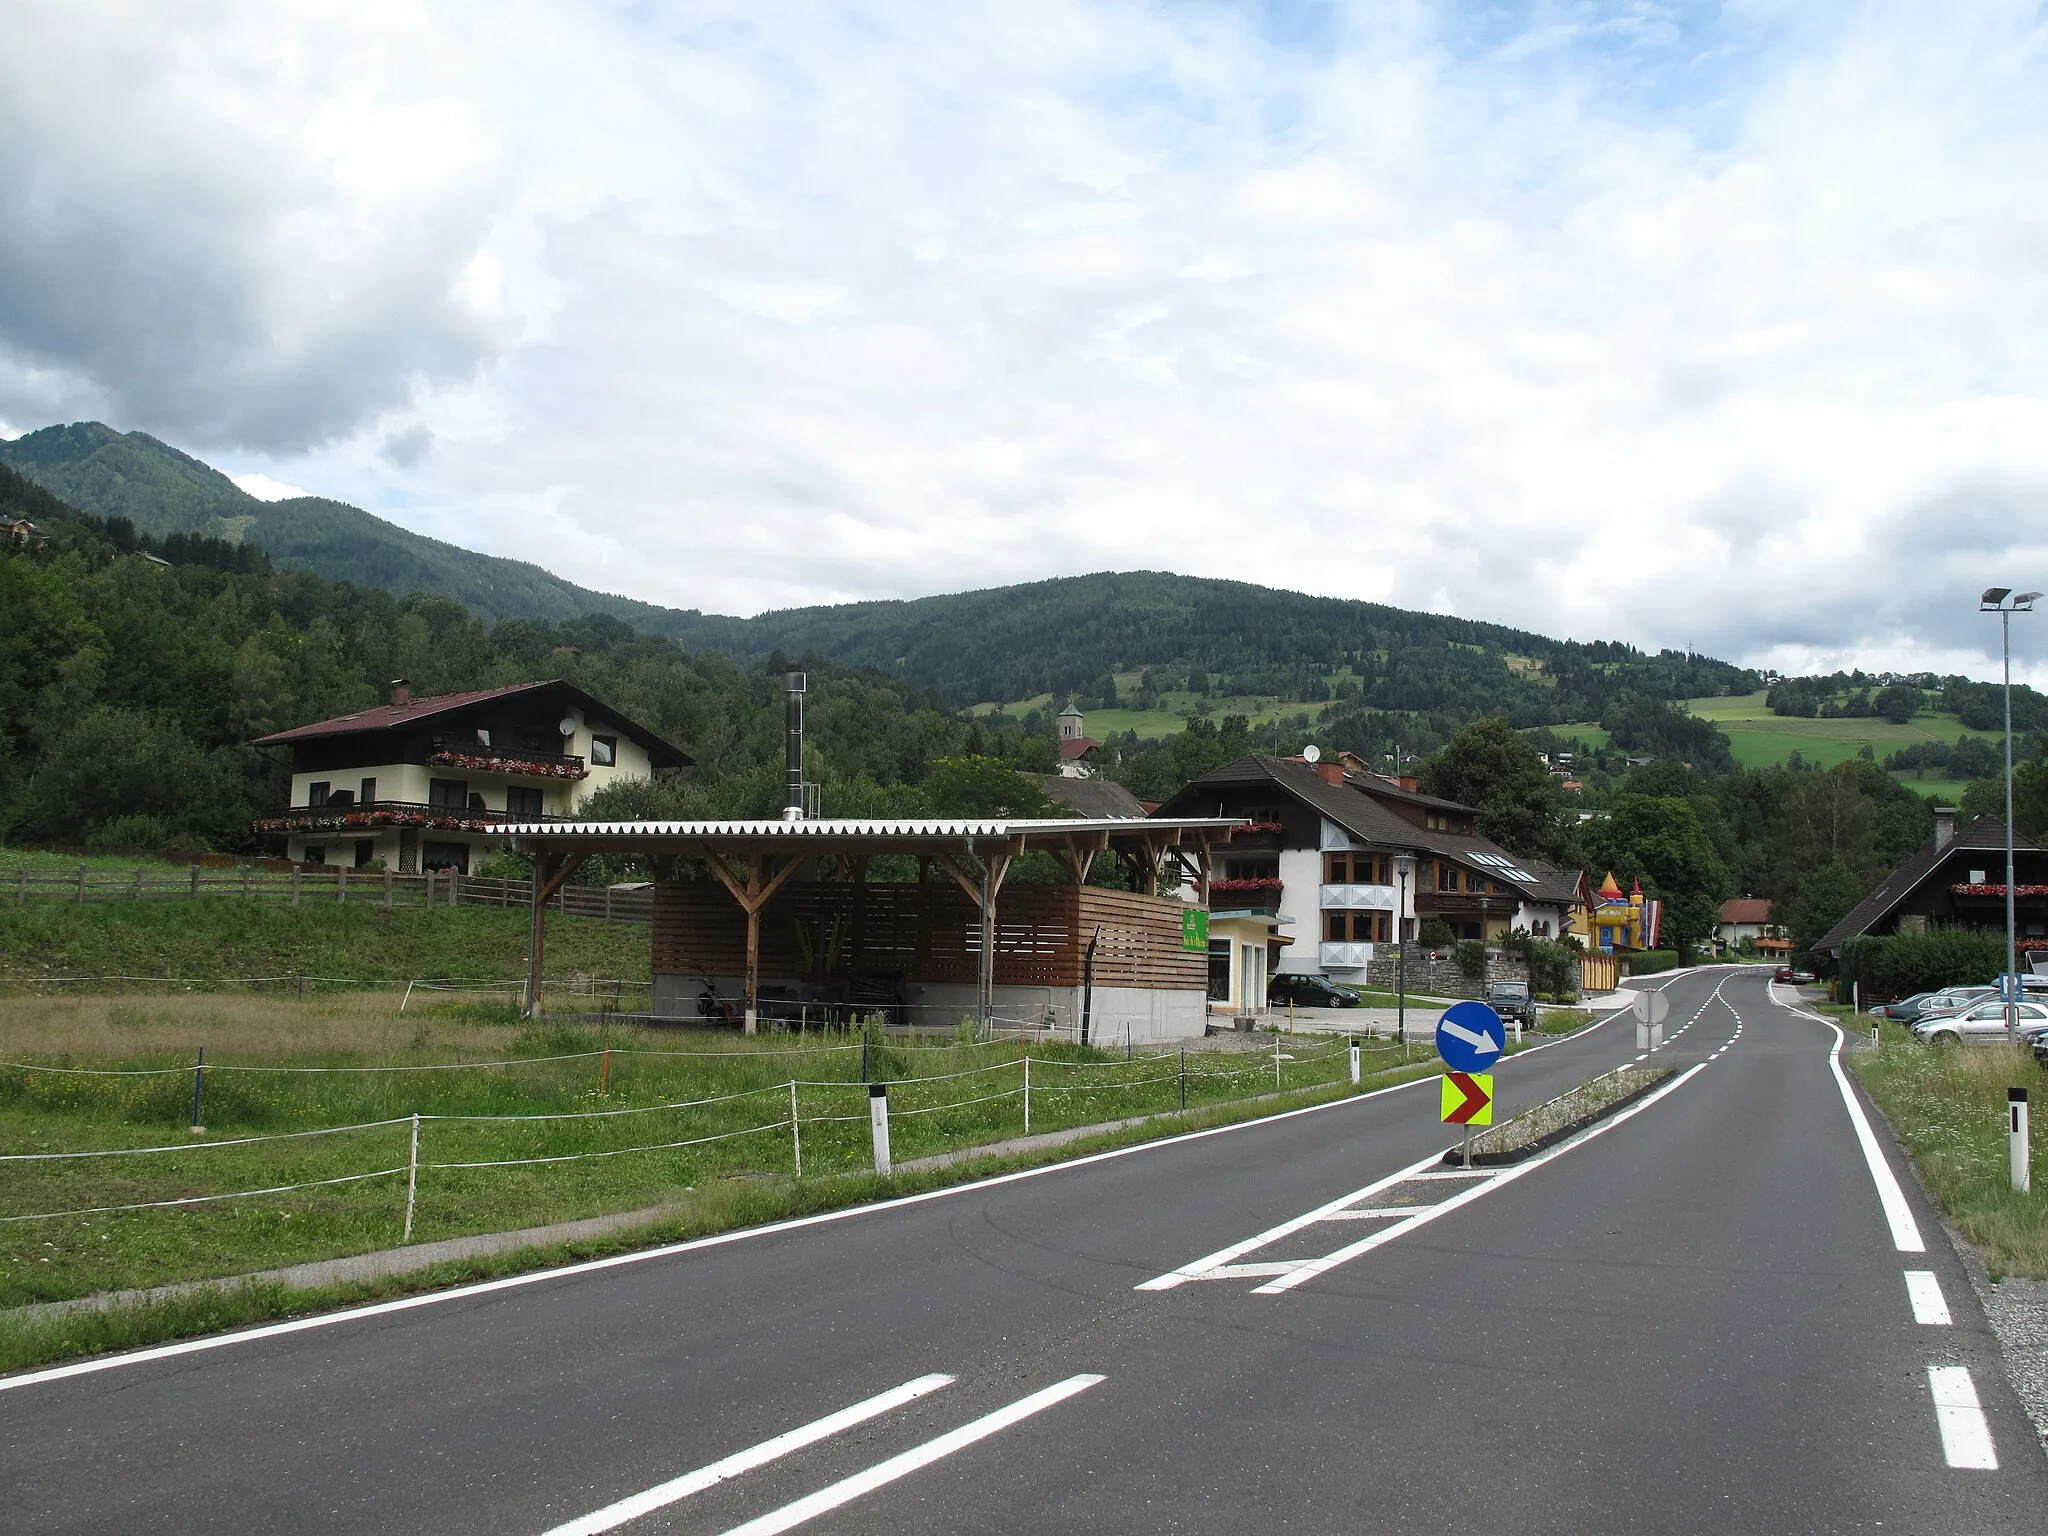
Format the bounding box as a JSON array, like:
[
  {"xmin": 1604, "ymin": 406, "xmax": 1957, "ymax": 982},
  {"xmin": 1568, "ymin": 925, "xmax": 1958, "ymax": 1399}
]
[
  {"xmin": 1813, "ymin": 1014, "xmax": 1925, "ymax": 1253},
  {"xmin": 714, "ymin": 1374, "xmax": 1105, "ymax": 1536},
  {"xmin": 1136, "ymin": 1148, "xmax": 1447, "ymax": 1289},
  {"xmin": 1928, "ymin": 1366, "xmax": 1998, "ymax": 1469},
  {"xmin": 541, "ymin": 1374, "xmax": 954, "ymax": 1536},
  {"xmin": 1321, "ymin": 1205, "xmax": 1432, "ymax": 1219},
  {"xmin": 1905, "ymin": 1270, "xmax": 1953, "ymax": 1326},
  {"xmin": 1253, "ymin": 1061, "xmax": 1712, "ymax": 1294}
]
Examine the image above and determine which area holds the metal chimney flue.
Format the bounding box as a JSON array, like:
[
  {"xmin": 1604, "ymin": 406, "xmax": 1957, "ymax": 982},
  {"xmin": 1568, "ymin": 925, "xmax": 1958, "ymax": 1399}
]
[{"xmin": 783, "ymin": 671, "xmax": 807, "ymax": 821}]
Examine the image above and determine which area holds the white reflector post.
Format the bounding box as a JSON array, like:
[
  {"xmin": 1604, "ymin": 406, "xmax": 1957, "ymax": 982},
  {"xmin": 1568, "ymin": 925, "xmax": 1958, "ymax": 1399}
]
[
  {"xmin": 870, "ymin": 1083, "xmax": 892, "ymax": 1176},
  {"xmin": 2011, "ymin": 1087, "xmax": 2030, "ymax": 1195}
]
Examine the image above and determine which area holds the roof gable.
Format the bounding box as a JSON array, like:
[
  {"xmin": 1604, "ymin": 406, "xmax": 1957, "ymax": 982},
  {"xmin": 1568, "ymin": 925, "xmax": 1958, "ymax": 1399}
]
[{"xmin": 251, "ymin": 680, "xmax": 691, "ymax": 767}]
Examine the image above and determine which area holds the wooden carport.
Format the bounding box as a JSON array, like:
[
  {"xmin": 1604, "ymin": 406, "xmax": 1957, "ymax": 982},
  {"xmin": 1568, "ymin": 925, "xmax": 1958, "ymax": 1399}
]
[{"xmin": 507, "ymin": 816, "xmax": 1241, "ymax": 1029}]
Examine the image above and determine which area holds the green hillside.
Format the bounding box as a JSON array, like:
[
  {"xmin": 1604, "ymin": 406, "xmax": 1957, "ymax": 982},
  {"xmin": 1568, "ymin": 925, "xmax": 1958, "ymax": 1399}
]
[{"xmin": 0, "ymin": 423, "xmax": 686, "ymax": 629}]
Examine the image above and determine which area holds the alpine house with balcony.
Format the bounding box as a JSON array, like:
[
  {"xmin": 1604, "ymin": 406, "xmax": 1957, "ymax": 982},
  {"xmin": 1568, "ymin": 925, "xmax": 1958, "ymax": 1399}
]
[
  {"xmin": 1152, "ymin": 754, "xmax": 1589, "ymax": 999},
  {"xmin": 251, "ymin": 680, "xmax": 691, "ymax": 873}
]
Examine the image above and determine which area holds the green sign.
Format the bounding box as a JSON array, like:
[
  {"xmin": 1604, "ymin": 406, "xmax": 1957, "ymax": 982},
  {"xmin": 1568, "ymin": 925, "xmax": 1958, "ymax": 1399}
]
[{"xmin": 1181, "ymin": 908, "xmax": 1209, "ymax": 952}]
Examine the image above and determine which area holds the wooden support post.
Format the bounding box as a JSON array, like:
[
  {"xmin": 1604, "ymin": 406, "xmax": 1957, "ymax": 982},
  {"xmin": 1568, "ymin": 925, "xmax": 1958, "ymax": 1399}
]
[
  {"xmin": 524, "ymin": 849, "xmax": 589, "ymax": 1018},
  {"xmin": 705, "ymin": 852, "xmax": 805, "ymax": 1036}
]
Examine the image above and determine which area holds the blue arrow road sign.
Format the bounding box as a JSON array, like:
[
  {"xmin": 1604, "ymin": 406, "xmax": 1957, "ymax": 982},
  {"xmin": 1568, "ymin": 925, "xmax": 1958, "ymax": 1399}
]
[{"xmin": 1436, "ymin": 1000, "xmax": 1505, "ymax": 1073}]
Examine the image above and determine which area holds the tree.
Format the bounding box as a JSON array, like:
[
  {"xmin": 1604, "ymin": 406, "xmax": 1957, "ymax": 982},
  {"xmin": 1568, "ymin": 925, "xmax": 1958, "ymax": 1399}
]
[
  {"xmin": 1583, "ymin": 794, "xmax": 1731, "ymax": 957},
  {"xmin": 1873, "ymin": 683, "xmax": 1921, "ymax": 725},
  {"xmin": 923, "ymin": 757, "xmax": 1052, "ymax": 818},
  {"xmin": 1419, "ymin": 716, "xmax": 1576, "ymax": 862},
  {"xmin": 1787, "ymin": 859, "xmax": 1863, "ymax": 961}
]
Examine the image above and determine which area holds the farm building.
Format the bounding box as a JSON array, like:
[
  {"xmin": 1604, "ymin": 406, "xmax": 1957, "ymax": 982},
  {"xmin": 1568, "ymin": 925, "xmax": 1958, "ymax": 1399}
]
[{"xmin": 505, "ymin": 815, "xmax": 1243, "ymax": 1042}]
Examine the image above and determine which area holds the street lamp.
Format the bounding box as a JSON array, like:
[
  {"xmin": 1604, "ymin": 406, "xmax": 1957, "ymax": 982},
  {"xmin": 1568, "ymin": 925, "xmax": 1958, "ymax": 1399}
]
[
  {"xmin": 1392, "ymin": 852, "xmax": 1417, "ymax": 1047},
  {"xmin": 1980, "ymin": 587, "xmax": 2040, "ymax": 1044}
]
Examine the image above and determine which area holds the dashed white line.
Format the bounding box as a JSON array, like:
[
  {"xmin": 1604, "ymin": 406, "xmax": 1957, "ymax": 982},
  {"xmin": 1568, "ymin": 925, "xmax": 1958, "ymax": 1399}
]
[
  {"xmin": 1905, "ymin": 1270, "xmax": 1953, "ymax": 1326},
  {"xmin": 1928, "ymin": 1366, "xmax": 1998, "ymax": 1468},
  {"xmin": 542, "ymin": 1374, "xmax": 954, "ymax": 1536},
  {"xmin": 713, "ymin": 1374, "xmax": 1106, "ymax": 1535}
]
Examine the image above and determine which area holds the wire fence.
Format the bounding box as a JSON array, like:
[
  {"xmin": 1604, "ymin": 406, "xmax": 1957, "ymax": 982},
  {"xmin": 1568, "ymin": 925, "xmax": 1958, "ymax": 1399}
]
[
  {"xmin": 0, "ymin": 1034, "xmax": 1417, "ymax": 1248},
  {"xmin": 3, "ymin": 864, "xmax": 650, "ymax": 923}
]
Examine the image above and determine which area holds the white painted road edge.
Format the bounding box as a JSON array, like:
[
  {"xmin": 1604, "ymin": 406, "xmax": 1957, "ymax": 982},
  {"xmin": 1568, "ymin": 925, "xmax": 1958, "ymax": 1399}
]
[
  {"xmin": 539, "ymin": 1373, "xmax": 954, "ymax": 1536},
  {"xmin": 1928, "ymin": 1366, "xmax": 1999, "ymax": 1469},
  {"xmin": 713, "ymin": 1374, "xmax": 1106, "ymax": 1536},
  {"xmin": 1904, "ymin": 1270, "xmax": 1953, "ymax": 1327},
  {"xmin": 1783, "ymin": 989, "xmax": 1926, "ymax": 1253}
]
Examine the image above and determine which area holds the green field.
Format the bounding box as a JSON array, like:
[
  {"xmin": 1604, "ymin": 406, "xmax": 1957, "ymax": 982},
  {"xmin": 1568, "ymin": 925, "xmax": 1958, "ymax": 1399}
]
[
  {"xmin": 976, "ymin": 675, "xmax": 1346, "ymax": 741},
  {"xmin": 1683, "ymin": 692, "xmax": 1997, "ymax": 794}
]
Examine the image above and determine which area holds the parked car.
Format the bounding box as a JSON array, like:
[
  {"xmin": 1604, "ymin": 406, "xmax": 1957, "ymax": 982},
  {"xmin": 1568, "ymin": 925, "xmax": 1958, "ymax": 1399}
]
[
  {"xmin": 1486, "ymin": 979, "xmax": 1536, "ymax": 1028},
  {"xmin": 1873, "ymin": 991, "xmax": 1938, "ymax": 1019},
  {"xmin": 1914, "ymin": 1000, "xmax": 2048, "ymax": 1046},
  {"xmin": 1772, "ymin": 967, "xmax": 1816, "ymax": 984},
  {"xmin": 1268, "ymin": 973, "xmax": 1362, "ymax": 1009},
  {"xmin": 1909, "ymin": 986, "xmax": 1999, "ymax": 1023}
]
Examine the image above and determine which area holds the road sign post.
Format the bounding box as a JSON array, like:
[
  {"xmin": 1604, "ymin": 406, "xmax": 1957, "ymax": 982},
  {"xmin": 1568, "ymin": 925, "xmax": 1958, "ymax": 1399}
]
[
  {"xmin": 1436, "ymin": 1004, "xmax": 1504, "ymax": 1169},
  {"xmin": 1633, "ymin": 988, "xmax": 1670, "ymax": 1051}
]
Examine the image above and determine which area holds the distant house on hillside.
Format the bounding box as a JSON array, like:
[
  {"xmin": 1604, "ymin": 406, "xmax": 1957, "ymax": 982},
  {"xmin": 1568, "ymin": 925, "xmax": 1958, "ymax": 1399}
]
[
  {"xmin": 1816, "ymin": 808, "xmax": 2046, "ymax": 960},
  {"xmin": 251, "ymin": 679, "xmax": 690, "ymax": 874}
]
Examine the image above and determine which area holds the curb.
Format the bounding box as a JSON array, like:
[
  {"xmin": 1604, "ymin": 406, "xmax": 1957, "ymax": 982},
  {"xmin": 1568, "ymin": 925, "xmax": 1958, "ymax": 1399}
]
[{"xmin": 1440, "ymin": 1067, "xmax": 1674, "ymax": 1168}]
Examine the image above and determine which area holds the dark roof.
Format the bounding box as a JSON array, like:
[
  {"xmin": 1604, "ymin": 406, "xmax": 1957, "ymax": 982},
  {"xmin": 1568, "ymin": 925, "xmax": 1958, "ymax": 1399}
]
[
  {"xmin": 252, "ymin": 680, "xmax": 692, "ymax": 767},
  {"xmin": 1037, "ymin": 775, "xmax": 1147, "ymax": 819},
  {"xmin": 1815, "ymin": 816, "xmax": 2040, "ymax": 953},
  {"xmin": 1158, "ymin": 754, "xmax": 1584, "ymax": 903},
  {"xmin": 1057, "ymin": 736, "xmax": 1101, "ymax": 763}
]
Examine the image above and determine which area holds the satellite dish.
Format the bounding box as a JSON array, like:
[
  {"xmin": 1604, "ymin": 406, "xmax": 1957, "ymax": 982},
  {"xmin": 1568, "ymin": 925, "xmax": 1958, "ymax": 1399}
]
[
  {"xmin": 558, "ymin": 717, "xmax": 577, "ymax": 737},
  {"xmin": 1303, "ymin": 744, "xmax": 1321, "ymax": 763}
]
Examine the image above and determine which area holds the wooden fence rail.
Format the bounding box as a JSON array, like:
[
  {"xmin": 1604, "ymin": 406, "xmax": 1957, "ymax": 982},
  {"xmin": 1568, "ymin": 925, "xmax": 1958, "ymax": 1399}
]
[{"xmin": 3, "ymin": 866, "xmax": 653, "ymax": 924}]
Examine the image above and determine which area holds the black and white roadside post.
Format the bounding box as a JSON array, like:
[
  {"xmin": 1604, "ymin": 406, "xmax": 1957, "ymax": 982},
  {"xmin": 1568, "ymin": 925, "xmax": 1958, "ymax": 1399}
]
[
  {"xmin": 1349, "ymin": 1037, "xmax": 1361, "ymax": 1086},
  {"xmin": 2011, "ymin": 1088, "xmax": 2030, "ymax": 1195},
  {"xmin": 869, "ymin": 1083, "xmax": 892, "ymax": 1176},
  {"xmin": 1980, "ymin": 587, "xmax": 2040, "ymax": 1045},
  {"xmin": 1393, "ymin": 853, "xmax": 1417, "ymax": 1050}
]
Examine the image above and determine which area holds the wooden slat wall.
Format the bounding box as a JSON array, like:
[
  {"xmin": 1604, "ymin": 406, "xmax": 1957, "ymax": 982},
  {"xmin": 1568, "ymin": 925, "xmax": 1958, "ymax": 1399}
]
[{"xmin": 653, "ymin": 879, "xmax": 1205, "ymax": 991}]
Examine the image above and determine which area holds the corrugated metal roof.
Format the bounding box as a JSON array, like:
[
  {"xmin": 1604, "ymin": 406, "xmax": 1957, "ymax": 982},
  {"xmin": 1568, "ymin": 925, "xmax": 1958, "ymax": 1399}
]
[{"xmin": 504, "ymin": 815, "xmax": 1241, "ymax": 839}]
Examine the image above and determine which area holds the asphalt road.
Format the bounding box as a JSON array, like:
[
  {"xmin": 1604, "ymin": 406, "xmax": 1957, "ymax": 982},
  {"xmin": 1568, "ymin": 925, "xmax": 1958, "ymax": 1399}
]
[{"xmin": 5, "ymin": 969, "xmax": 2043, "ymax": 1533}]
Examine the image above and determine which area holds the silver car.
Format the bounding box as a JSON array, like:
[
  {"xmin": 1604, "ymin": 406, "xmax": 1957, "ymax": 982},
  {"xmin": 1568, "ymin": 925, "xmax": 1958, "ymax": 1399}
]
[{"xmin": 1914, "ymin": 999, "xmax": 2048, "ymax": 1046}]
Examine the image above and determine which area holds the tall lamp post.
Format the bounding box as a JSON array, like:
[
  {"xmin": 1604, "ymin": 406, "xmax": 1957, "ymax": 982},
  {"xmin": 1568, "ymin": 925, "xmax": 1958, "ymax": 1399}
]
[
  {"xmin": 1393, "ymin": 852, "xmax": 1417, "ymax": 1047},
  {"xmin": 1980, "ymin": 587, "xmax": 2040, "ymax": 1044}
]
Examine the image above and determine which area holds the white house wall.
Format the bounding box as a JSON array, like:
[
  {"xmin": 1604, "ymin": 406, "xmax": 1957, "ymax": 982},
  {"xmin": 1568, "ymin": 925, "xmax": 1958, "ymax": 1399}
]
[{"xmin": 1275, "ymin": 847, "xmax": 1323, "ymax": 971}]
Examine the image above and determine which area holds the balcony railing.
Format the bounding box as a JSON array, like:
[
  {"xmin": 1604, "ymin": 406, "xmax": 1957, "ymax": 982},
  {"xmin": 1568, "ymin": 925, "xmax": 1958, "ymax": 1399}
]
[
  {"xmin": 425, "ymin": 743, "xmax": 587, "ymax": 779},
  {"xmin": 1321, "ymin": 882, "xmax": 1396, "ymax": 910},
  {"xmin": 1320, "ymin": 941, "xmax": 1375, "ymax": 969},
  {"xmin": 1209, "ymin": 877, "xmax": 1283, "ymax": 915},
  {"xmin": 1950, "ymin": 883, "xmax": 2048, "ymax": 898},
  {"xmin": 253, "ymin": 801, "xmax": 568, "ymax": 836}
]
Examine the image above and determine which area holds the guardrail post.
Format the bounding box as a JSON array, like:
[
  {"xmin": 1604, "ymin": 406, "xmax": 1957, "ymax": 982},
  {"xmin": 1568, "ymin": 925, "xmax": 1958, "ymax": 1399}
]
[
  {"xmin": 1023, "ymin": 1055, "xmax": 1031, "ymax": 1135},
  {"xmin": 189, "ymin": 1046, "xmax": 205, "ymax": 1133},
  {"xmin": 1180, "ymin": 1046, "xmax": 1187, "ymax": 1112},
  {"xmin": 869, "ymin": 1083, "xmax": 891, "ymax": 1176},
  {"xmin": 1350, "ymin": 1037, "xmax": 1361, "ymax": 1086},
  {"xmin": 2012, "ymin": 1088, "xmax": 2031, "ymax": 1194}
]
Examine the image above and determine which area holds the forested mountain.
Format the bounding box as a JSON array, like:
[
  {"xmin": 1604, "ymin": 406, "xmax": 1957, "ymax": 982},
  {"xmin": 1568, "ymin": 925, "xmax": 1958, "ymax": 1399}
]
[
  {"xmin": 0, "ymin": 424, "xmax": 684, "ymax": 629},
  {"xmin": 5, "ymin": 425, "xmax": 1757, "ymax": 724}
]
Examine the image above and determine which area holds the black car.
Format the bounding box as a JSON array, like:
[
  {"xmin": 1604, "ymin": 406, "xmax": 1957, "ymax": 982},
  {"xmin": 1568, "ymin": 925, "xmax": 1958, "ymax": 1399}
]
[
  {"xmin": 1486, "ymin": 979, "xmax": 1536, "ymax": 1027},
  {"xmin": 1269, "ymin": 973, "xmax": 1362, "ymax": 1008}
]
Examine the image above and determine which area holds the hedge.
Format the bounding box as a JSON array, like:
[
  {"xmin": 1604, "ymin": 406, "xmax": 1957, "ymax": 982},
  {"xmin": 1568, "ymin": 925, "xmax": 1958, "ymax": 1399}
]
[
  {"xmin": 1838, "ymin": 930, "xmax": 2007, "ymax": 1001},
  {"xmin": 1623, "ymin": 950, "xmax": 1680, "ymax": 976}
]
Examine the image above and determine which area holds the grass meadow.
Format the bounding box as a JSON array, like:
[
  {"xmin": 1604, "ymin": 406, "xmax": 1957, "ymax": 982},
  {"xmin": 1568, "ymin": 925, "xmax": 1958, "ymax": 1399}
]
[
  {"xmin": 1683, "ymin": 692, "xmax": 1998, "ymax": 794},
  {"xmin": 0, "ymin": 990, "xmax": 1435, "ymax": 1310},
  {"xmin": 1849, "ymin": 1014, "xmax": 2048, "ymax": 1279}
]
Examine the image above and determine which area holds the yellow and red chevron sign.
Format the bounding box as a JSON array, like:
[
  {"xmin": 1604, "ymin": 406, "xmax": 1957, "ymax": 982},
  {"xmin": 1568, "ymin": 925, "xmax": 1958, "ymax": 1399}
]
[{"xmin": 1440, "ymin": 1071, "xmax": 1494, "ymax": 1126}]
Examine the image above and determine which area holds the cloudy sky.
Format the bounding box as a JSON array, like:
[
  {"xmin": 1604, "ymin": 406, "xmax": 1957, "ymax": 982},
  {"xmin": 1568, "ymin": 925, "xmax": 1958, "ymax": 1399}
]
[{"xmin": 2, "ymin": 1, "xmax": 2044, "ymax": 680}]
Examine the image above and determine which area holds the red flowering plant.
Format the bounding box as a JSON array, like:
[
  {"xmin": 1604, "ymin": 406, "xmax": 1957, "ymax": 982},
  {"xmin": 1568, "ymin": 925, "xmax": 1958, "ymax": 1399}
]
[{"xmin": 426, "ymin": 749, "xmax": 586, "ymax": 779}]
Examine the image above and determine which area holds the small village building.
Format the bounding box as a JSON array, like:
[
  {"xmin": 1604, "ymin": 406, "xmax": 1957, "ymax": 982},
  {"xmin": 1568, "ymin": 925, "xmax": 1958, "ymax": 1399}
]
[
  {"xmin": 1716, "ymin": 897, "xmax": 1787, "ymax": 957},
  {"xmin": 252, "ymin": 680, "xmax": 689, "ymax": 873},
  {"xmin": 503, "ymin": 814, "xmax": 1242, "ymax": 1042},
  {"xmin": 1816, "ymin": 810, "xmax": 2047, "ymax": 960},
  {"xmin": 1055, "ymin": 703, "xmax": 1102, "ymax": 776},
  {"xmin": 1151, "ymin": 755, "xmax": 1591, "ymax": 1009}
]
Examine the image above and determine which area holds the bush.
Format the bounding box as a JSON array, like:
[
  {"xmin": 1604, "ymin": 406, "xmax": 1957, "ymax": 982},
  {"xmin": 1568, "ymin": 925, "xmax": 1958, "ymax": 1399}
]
[
  {"xmin": 1838, "ymin": 930, "xmax": 2007, "ymax": 1001},
  {"xmin": 1417, "ymin": 918, "xmax": 1456, "ymax": 947},
  {"xmin": 1453, "ymin": 940, "xmax": 1487, "ymax": 979},
  {"xmin": 1624, "ymin": 950, "xmax": 1679, "ymax": 976}
]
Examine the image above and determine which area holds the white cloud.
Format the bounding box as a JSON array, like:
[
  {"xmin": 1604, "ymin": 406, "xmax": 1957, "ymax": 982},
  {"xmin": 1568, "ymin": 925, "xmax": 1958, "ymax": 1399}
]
[{"xmin": 2, "ymin": 0, "xmax": 2046, "ymax": 681}]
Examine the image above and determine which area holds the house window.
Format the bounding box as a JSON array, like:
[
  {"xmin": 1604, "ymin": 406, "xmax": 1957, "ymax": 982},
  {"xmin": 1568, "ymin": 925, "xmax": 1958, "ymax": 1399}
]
[
  {"xmin": 1227, "ymin": 858, "xmax": 1277, "ymax": 881},
  {"xmin": 428, "ymin": 778, "xmax": 468, "ymax": 809},
  {"xmin": 475, "ymin": 728, "xmax": 492, "ymax": 747},
  {"xmin": 354, "ymin": 839, "xmax": 375, "ymax": 868},
  {"xmin": 506, "ymin": 786, "xmax": 543, "ymax": 819},
  {"xmin": 590, "ymin": 734, "xmax": 617, "ymax": 767},
  {"xmin": 305, "ymin": 845, "xmax": 326, "ymax": 865},
  {"xmin": 307, "ymin": 781, "xmax": 331, "ymax": 807},
  {"xmin": 468, "ymin": 792, "xmax": 487, "ymax": 811},
  {"xmin": 1326, "ymin": 911, "xmax": 1388, "ymax": 943},
  {"xmin": 1325, "ymin": 853, "xmax": 1351, "ymax": 883},
  {"xmin": 422, "ymin": 841, "xmax": 470, "ymax": 874},
  {"xmin": 359, "ymin": 777, "xmax": 376, "ymax": 805}
]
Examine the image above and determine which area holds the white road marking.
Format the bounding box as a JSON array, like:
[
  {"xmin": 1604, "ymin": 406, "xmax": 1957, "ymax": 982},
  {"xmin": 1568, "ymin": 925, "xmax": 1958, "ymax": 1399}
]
[
  {"xmin": 1804, "ymin": 1008, "xmax": 1925, "ymax": 1253},
  {"xmin": 1207, "ymin": 1261, "xmax": 1307, "ymax": 1279},
  {"xmin": 1252, "ymin": 1061, "xmax": 1712, "ymax": 1294},
  {"xmin": 541, "ymin": 1374, "xmax": 953, "ymax": 1536},
  {"xmin": 1136, "ymin": 1148, "xmax": 1449, "ymax": 1289},
  {"xmin": 1928, "ymin": 1366, "xmax": 1998, "ymax": 1468},
  {"xmin": 1904, "ymin": 1270, "xmax": 1952, "ymax": 1326},
  {"xmin": 1322, "ymin": 1205, "xmax": 1432, "ymax": 1219},
  {"xmin": 713, "ymin": 1374, "xmax": 1106, "ymax": 1535}
]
